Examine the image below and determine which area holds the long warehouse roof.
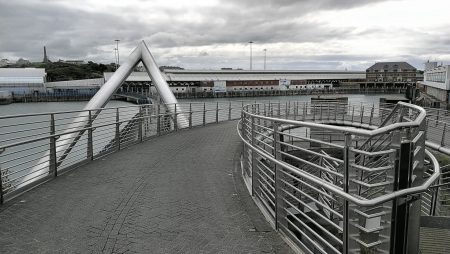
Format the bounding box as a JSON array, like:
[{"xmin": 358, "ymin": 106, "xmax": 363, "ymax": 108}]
[{"xmin": 104, "ymin": 69, "xmax": 366, "ymax": 82}]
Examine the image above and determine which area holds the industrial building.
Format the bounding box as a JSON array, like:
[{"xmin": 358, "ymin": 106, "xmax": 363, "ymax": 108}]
[{"xmin": 104, "ymin": 69, "xmax": 366, "ymax": 94}]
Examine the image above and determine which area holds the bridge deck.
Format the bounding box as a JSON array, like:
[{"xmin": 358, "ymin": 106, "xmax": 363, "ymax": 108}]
[{"xmin": 0, "ymin": 121, "xmax": 292, "ymax": 253}]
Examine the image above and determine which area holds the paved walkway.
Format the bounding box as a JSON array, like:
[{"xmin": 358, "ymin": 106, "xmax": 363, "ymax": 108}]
[{"xmin": 0, "ymin": 121, "xmax": 292, "ymax": 254}]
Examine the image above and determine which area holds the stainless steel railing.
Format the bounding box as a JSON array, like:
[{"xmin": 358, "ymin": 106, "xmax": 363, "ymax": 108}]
[
  {"xmin": 0, "ymin": 101, "xmax": 253, "ymax": 203},
  {"xmin": 238, "ymin": 101, "xmax": 440, "ymax": 254}
]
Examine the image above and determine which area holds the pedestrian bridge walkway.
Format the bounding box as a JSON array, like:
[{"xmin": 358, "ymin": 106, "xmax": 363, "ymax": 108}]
[
  {"xmin": 0, "ymin": 121, "xmax": 292, "ymax": 253},
  {"xmin": 2, "ymin": 100, "xmax": 450, "ymax": 253}
]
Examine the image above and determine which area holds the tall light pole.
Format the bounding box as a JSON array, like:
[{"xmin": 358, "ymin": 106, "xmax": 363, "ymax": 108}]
[
  {"xmin": 115, "ymin": 39, "xmax": 120, "ymax": 67},
  {"xmin": 114, "ymin": 48, "xmax": 118, "ymax": 70},
  {"xmin": 263, "ymin": 48, "xmax": 267, "ymax": 70},
  {"xmin": 248, "ymin": 41, "xmax": 253, "ymax": 70}
]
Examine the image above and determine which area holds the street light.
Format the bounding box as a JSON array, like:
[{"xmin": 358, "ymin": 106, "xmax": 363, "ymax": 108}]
[
  {"xmin": 248, "ymin": 41, "xmax": 253, "ymax": 70},
  {"xmin": 263, "ymin": 49, "xmax": 267, "ymax": 70},
  {"xmin": 114, "ymin": 48, "xmax": 118, "ymax": 70},
  {"xmin": 115, "ymin": 39, "xmax": 120, "ymax": 67}
]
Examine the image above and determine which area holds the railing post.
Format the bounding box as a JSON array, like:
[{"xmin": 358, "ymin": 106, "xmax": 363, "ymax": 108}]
[
  {"xmin": 0, "ymin": 149, "xmax": 4, "ymax": 204},
  {"xmin": 277, "ymin": 101, "xmax": 281, "ymax": 117},
  {"xmin": 189, "ymin": 103, "xmax": 193, "ymax": 128},
  {"xmin": 203, "ymin": 102, "xmax": 206, "ymax": 126},
  {"xmin": 157, "ymin": 104, "xmax": 161, "ymax": 135},
  {"xmin": 115, "ymin": 108, "xmax": 120, "ymax": 150},
  {"xmin": 87, "ymin": 110, "xmax": 94, "ymax": 161},
  {"xmin": 228, "ymin": 101, "xmax": 232, "ymax": 121},
  {"xmin": 49, "ymin": 113, "xmax": 58, "ymax": 177},
  {"xmin": 343, "ymin": 133, "xmax": 352, "ymax": 254},
  {"xmin": 138, "ymin": 107, "xmax": 143, "ymax": 141},
  {"xmin": 251, "ymin": 116, "xmax": 256, "ymax": 196},
  {"xmin": 441, "ymin": 123, "xmax": 446, "ymax": 146},
  {"xmin": 216, "ymin": 102, "xmax": 219, "ymax": 123},
  {"xmin": 369, "ymin": 105, "xmax": 374, "ymax": 126},
  {"xmin": 285, "ymin": 101, "xmax": 289, "ymax": 119},
  {"xmin": 390, "ymin": 139, "xmax": 420, "ymax": 254},
  {"xmin": 174, "ymin": 104, "xmax": 178, "ymax": 131},
  {"xmin": 430, "ymin": 188, "xmax": 438, "ymax": 216},
  {"xmin": 294, "ymin": 101, "xmax": 298, "ymax": 119},
  {"xmin": 273, "ymin": 121, "xmax": 284, "ymax": 230}
]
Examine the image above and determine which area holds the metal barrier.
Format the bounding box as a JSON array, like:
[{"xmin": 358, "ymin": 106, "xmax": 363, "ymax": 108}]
[
  {"xmin": 1, "ymin": 99, "xmax": 450, "ymax": 253},
  {"xmin": 0, "ymin": 101, "xmax": 251, "ymax": 203},
  {"xmin": 238, "ymin": 101, "xmax": 440, "ymax": 254}
]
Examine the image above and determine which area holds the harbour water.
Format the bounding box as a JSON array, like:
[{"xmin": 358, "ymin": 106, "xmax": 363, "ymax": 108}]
[{"xmin": 0, "ymin": 94, "xmax": 400, "ymax": 117}]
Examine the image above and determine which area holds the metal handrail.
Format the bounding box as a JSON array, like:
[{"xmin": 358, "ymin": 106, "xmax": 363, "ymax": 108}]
[
  {"xmin": 237, "ymin": 119, "xmax": 439, "ymax": 207},
  {"xmin": 243, "ymin": 101, "xmax": 426, "ymax": 137}
]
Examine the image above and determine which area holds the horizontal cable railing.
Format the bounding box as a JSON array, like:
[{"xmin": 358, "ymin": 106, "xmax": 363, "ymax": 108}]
[
  {"xmin": 238, "ymin": 101, "xmax": 440, "ymax": 254},
  {"xmin": 0, "ymin": 101, "xmax": 253, "ymax": 203}
]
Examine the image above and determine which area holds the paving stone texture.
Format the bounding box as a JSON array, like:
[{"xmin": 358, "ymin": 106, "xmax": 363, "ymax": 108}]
[{"xmin": 0, "ymin": 121, "xmax": 293, "ymax": 254}]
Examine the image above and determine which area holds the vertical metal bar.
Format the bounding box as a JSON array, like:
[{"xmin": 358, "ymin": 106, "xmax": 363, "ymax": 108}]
[
  {"xmin": 369, "ymin": 106, "xmax": 374, "ymax": 126},
  {"xmin": 87, "ymin": 110, "xmax": 94, "ymax": 160},
  {"xmin": 285, "ymin": 101, "xmax": 289, "ymax": 119},
  {"xmin": 115, "ymin": 108, "xmax": 120, "ymax": 150},
  {"xmin": 0, "ymin": 149, "xmax": 5, "ymax": 204},
  {"xmin": 203, "ymin": 102, "xmax": 206, "ymax": 126},
  {"xmin": 273, "ymin": 121, "xmax": 282, "ymax": 230},
  {"xmin": 251, "ymin": 116, "xmax": 256, "ymax": 196},
  {"xmin": 49, "ymin": 113, "xmax": 58, "ymax": 177},
  {"xmin": 351, "ymin": 105, "xmax": 355, "ymax": 122},
  {"xmin": 303, "ymin": 102, "xmax": 306, "ymax": 121},
  {"xmin": 320, "ymin": 102, "xmax": 323, "ymax": 120},
  {"xmin": 360, "ymin": 105, "xmax": 364, "ymax": 124},
  {"xmin": 294, "ymin": 101, "xmax": 298, "ymax": 119},
  {"xmin": 228, "ymin": 101, "xmax": 232, "ymax": 121},
  {"xmin": 138, "ymin": 107, "xmax": 143, "ymax": 141},
  {"xmin": 430, "ymin": 188, "xmax": 438, "ymax": 216},
  {"xmin": 327, "ymin": 103, "xmax": 330, "ymax": 120},
  {"xmin": 441, "ymin": 123, "xmax": 447, "ymax": 146},
  {"xmin": 157, "ymin": 104, "xmax": 161, "ymax": 135},
  {"xmin": 189, "ymin": 103, "xmax": 193, "ymax": 128},
  {"xmin": 174, "ymin": 104, "xmax": 178, "ymax": 131},
  {"xmin": 216, "ymin": 102, "xmax": 219, "ymax": 123},
  {"xmin": 343, "ymin": 133, "xmax": 352, "ymax": 254},
  {"xmin": 278, "ymin": 101, "xmax": 281, "ymax": 117}
]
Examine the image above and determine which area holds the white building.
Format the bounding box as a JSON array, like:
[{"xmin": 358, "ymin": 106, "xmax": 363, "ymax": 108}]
[
  {"xmin": 0, "ymin": 68, "xmax": 47, "ymax": 95},
  {"xmin": 418, "ymin": 64, "xmax": 450, "ymax": 102}
]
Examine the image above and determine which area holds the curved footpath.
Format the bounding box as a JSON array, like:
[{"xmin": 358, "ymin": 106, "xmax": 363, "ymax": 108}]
[{"xmin": 0, "ymin": 121, "xmax": 292, "ymax": 254}]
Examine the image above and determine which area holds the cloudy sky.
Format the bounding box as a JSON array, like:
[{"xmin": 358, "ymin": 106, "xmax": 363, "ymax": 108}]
[{"xmin": 1, "ymin": 0, "xmax": 449, "ymax": 70}]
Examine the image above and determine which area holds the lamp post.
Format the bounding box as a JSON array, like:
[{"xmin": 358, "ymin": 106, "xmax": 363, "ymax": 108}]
[
  {"xmin": 263, "ymin": 48, "xmax": 267, "ymax": 70},
  {"xmin": 114, "ymin": 48, "xmax": 118, "ymax": 70},
  {"xmin": 115, "ymin": 39, "xmax": 120, "ymax": 67},
  {"xmin": 249, "ymin": 41, "xmax": 253, "ymax": 70}
]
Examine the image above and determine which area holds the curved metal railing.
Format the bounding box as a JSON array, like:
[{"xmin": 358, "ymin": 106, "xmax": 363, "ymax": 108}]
[
  {"xmin": 238, "ymin": 101, "xmax": 440, "ymax": 254},
  {"xmin": 0, "ymin": 101, "xmax": 250, "ymax": 203}
]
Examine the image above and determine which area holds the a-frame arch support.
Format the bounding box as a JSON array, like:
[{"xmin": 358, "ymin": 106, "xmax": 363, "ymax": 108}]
[
  {"xmin": 21, "ymin": 41, "xmax": 187, "ymax": 188},
  {"xmin": 85, "ymin": 40, "xmax": 187, "ymax": 127}
]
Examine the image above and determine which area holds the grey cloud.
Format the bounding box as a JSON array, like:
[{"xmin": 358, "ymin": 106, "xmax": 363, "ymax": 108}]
[{"xmin": 0, "ymin": 0, "xmax": 448, "ymax": 71}]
